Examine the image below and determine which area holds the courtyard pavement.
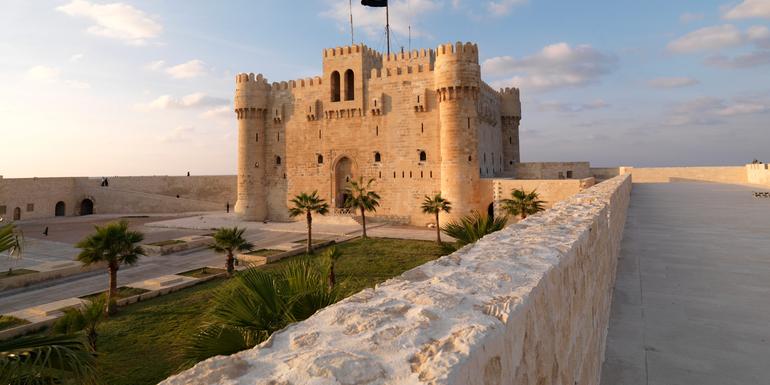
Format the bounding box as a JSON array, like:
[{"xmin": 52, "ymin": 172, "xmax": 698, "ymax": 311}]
[
  {"xmin": 600, "ymin": 182, "xmax": 770, "ymax": 385},
  {"xmin": 0, "ymin": 213, "xmax": 440, "ymax": 314}
]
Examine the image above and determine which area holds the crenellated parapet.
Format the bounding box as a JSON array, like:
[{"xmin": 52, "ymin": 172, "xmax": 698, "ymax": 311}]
[
  {"xmin": 499, "ymin": 87, "xmax": 521, "ymax": 118},
  {"xmin": 234, "ymin": 73, "xmax": 270, "ymax": 119},
  {"xmin": 434, "ymin": 42, "xmax": 481, "ymax": 103}
]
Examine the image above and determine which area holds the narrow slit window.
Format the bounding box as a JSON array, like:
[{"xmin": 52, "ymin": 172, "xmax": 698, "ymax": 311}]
[{"xmin": 419, "ymin": 151, "xmax": 427, "ymax": 162}]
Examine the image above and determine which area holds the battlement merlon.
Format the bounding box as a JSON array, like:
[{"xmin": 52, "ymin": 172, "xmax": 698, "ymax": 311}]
[
  {"xmin": 500, "ymin": 87, "xmax": 521, "ymax": 118},
  {"xmin": 234, "ymin": 73, "xmax": 270, "ymax": 111}
]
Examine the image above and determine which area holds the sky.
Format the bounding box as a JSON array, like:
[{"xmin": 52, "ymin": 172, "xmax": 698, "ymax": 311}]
[{"xmin": 1, "ymin": 0, "xmax": 769, "ymax": 178}]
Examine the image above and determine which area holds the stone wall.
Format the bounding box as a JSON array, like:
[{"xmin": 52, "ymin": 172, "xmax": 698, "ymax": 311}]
[
  {"xmin": 619, "ymin": 166, "xmax": 747, "ymax": 184},
  {"xmin": 590, "ymin": 167, "xmax": 620, "ymax": 181},
  {"xmin": 0, "ymin": 175, "xmax": 235, "ymax": 221},
  {"xmin": 161, "ymin": 174, "xmax": 632, "ymax": 385},
  {"xmin": 746, "ymin": 164, "xmax": 770, "ymax": 186},
  {"xmin": 514, "ymin": 162, "xmax": 591, "ymax": 180}
]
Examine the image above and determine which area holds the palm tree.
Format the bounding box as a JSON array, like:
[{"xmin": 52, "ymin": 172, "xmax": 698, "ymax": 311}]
[
  {"xmin": 441, "ymin": 210, "xmax": 508, "ymax": 247},
  {"xmin": 344, "ymin": 177, "xmax": 381, "ymax": 239},
  {"xmin": 288, "ymin": 191, "xmax": 329, "ymax": 254},
  {"xmin": 184, "ymin": 261, "xmax": 338, "ymax": 364},
  {"xmin": 0, "ymin": 333, "xmax": 99, "ymax": 385},
  {"xmin": 1, "ymin": 223, "xmax": 23, "ymax": 275},
  {"xmin": 52, "ymin": 296, "xmax": 106, "ymax": 351},
  {"xmin": 76, "ymin": 220, "xmax": 144, "ymax": 315},
  {"xmin": 210, "ymin": 227, "xmax": 253, "ymax": 277},
  {"xmin": 421, "ymin": 194, "xmax": 452, "ymax": 244},
  {"xmin": 501, "ymin": 188, "xmax": 546, "ymax": 220}
]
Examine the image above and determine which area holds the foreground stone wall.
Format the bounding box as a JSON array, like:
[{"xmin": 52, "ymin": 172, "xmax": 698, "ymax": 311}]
[
  {"xmin": 162, "ymin": 174, "xmax": 632, "ymax": 385},
  {"xmin": 746, "ymin": 164, "xmax": 770, "ymax": 186}
]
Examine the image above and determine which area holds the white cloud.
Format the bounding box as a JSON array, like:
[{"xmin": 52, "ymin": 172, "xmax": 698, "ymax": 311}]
[
  {"xmin": 25, "ymin": 65, "xmax": 91, "ymax": 89},
  {"xmin": 487, "ymin": 0, "xmax": 527, "ymax": 16},
  {"xmin": 483, "ymin": 43, "xmax": 617, "ymax": 91},
  {"xmin": 158, "ymin": 126, "xmax": 195, "ymax": 144},
  {"xmin": 648, "ymin": 77, "xmax": 699, "ymax": 88},
  {"xmin": 666, "ymin": 96, "xmax": 770, "ymax": 125},
  {"xmin": 141, "ymin": 92, "xmax": 228, "ymax": 110},
  {"xmin": 723, "ymin": 0, "xmax": 770, "ymax": 20},
  {"xmin": 202, "ymin": 105, "xmax": 232, "ymax": 119},
  {"xmin": 70, "ymin": 53, "xmax": 84, "ymax": 63},
  {"xmin": 667, "ymin": 24, "xmax": 744, "ymax": 53},
  {"xmin": 322, "ymin": 0, "xmax": 440, "ymax": 39},
  {"xmin": 705, "ymin": 50, "xmax": 770, "ymax": 68},
  {"xmin": 537, "ymin": 99, "xmax": 610, "ymax": 113},
  {"xmin": 144, "ymin": 60, "xmax": 166, "ymax": 71},
  {"xmin": 165, "ymin": 60, "xmax": 207, "ymax": 79},
  {"xmin": 26, "ymin": 65, "xmax": 61, "ymax": 82},
  {"xmin": 680, "ymin": 12, "xmax": 704, "ymax": 23},
  {"xmin": 56, "ymin": 0, "xmax": 162, "ymax": 45}
]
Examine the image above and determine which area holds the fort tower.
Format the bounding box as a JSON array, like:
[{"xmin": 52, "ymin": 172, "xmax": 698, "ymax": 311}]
[{"xmin": 234, "ymin": 73, "xmax": 270, "ymax": 220}]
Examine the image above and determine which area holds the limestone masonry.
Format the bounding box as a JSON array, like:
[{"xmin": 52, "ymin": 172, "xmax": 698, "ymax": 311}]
[
  {"xmin": 162, "ymin": 174, "xmax": 632, "ymax": 385},
  {"xmin": 234, "ymin": 42, "xmax": 522, "ymax": 224}
]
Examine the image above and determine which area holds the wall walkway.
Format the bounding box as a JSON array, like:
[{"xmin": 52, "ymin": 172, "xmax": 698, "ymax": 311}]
[{"xmin": 162, "ymin": 174, "xmax": 632, "ymax": 385}]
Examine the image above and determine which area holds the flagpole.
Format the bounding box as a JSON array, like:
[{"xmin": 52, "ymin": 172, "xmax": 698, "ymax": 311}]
[
  {"xmin": 349, "ymin": 0, "xmax": 354, "ymax": 44},
  {"xmin": 385, "ymin": 3, "xmax": 390, "ymax": 55}
]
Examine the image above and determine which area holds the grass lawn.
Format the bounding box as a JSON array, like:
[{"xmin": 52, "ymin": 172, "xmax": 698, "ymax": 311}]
[
  {"xmin": 245, "ymin": 248, "xmax": 284, "ymax": 257},
  {"xmin": 178, "ymin": 267, "xmax": 226, "ymax": 278},
  {"xmin": 0, "ymin": 315, "xmax": 29, "ymax": 331},
  {"xmin": 0, "ymin": 269, "xmax": 37, "ymax": 281},
  {"xmin": 80, "ymin": 287, "xmax": 150, "ymax": 301},
  {"xmin": 76, "ymin": 237, "xmax": 445, "ymax": 385}
]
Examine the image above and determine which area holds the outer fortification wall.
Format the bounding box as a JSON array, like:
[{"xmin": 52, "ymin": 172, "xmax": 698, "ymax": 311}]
[
  {"xmin": 161, "ymin": 175, "xmax": 632, "ymax": 385},
  {"xmin": 747, "ymin": 164, "xmax": 770, "ymax": 186},
  {"xmin": 514, "ymin": 162, "xmax": 591, "ymax": 180},
  {"xmin": 487, "ymin": 177, "xmax": 596, "ymax": 213},
  {"xmin": 618, "ymin": 166, "xmax": 747, "ymax": 184}
]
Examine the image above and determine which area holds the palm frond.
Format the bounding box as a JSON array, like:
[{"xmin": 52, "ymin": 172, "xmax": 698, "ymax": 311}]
[
  {"xmin": 0, "ymin": 334, "xmax": 99, "ymax": 385},
  {"xmin": 441, "ymin": 210, "xmax": 508, "ymax": 246}
]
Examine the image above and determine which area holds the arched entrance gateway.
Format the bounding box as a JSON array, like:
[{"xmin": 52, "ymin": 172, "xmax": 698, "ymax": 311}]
[
  {"xmin": 55, "ymin": 201, "xmax": 66, "ymax": 216},
  {"xmin": 332, "ymin": 156, "xmax": 355, "ymax": 208},
  {"xmin": 79, "ymin": 199, "xmax": 94, "ymax": 216}
]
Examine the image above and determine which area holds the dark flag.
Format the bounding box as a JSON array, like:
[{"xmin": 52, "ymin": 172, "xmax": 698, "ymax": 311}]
[{"xmin": 361, "ymin": 0, "xmax": 387, "ymax": 7}]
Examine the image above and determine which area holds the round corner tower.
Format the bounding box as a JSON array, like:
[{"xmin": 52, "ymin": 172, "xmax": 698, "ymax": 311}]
[
  {"xmin": 234, "ymin": 73, "xmax": 270, "ymax": 221},
  {"xmin": 434, "ymin": 42, "xmax": 482, "ymax": 223}
]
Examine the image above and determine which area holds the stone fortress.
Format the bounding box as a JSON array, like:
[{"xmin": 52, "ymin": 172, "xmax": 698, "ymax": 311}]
[{"xmin": 234, "ymin": 42, "xmax": 525, "ymax": 225}]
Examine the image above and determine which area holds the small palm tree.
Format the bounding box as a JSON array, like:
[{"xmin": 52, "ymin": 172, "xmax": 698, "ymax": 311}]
[
  {"xmin": 0, "ymin": 333, "xmax": 99, "ymax": 385},
  {"xmin": 421, "ymin": 194, "xmax": 452, "ymax": 244},
  {"xmin": 184, "ymin": 261, "xmax": 338, "ymax": 364},
  {"xmin": 501, "ymin": 188, "xmax": 546, "ymax": 220},
  {"xmin": 1, "ymin": 223, "xmax": 23, "ymax": 275},
  {"xmin": 210, "ymin": 227, "xmax": 253, "ymax": 277},
  {"xmin": 321, "ymin": 247, "xmax": 343, "ymax": 288},
  {"xmin": 52, "ymin": 296, "xmax": 106, "ymax": 351},
  {"xmin": 441, "ymin": 210, "xmax": 508, "ymax": 247},
  {"xmin": 344, "ymin": 177, "xmax": 381, "ymax": 239},
  {"xmin": 76, "ymin": 220, "xmax": 144, "ymax": 315},
  {"xmin": 289, "ymin": 191, "xmax": 329, "ymax": 254}
]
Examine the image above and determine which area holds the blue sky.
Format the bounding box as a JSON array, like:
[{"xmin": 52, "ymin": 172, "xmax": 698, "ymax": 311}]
[{"xmin": 1, "ymin": 0, "xmax": 769, "ymax": 177}]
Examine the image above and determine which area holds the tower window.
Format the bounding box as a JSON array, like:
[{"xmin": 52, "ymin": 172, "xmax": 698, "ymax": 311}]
[
  {"xmin": 319, "ymin": 130, "xmax": 321, "ymax": 139},
  {"xmin": 468, "ymin": 155, "xmax": 472, "ymax": 162},
  {"xmin": 421, "ymin": 123, "xmax": 424, "ymax": 133},
  {"xmin": 374, "ymin": 152, "xmax": 381, "ymax": 162},
  {"xmin": 566, "ymin": 170, "xmax": 573, "ymax": 179},
  {"xmin": 331, "ymin": 71, "xmax": 341, "ymax": 102},
  {"xmin": 509, "ymin": 136, "xmax": 512, "ymax": 144},
  {"xmin": 317, "ymin": 154, "xmax": 324, "ymax": 164},
  {"xmin": 276, "ymin": 156, "xmax": 282, "ymax": 165},
  {"xmin": 277, "ymin": 132, "xmax": 280, "ymax": 142},
  {"xmin": 379, "ymin": 171, "xmax": 382, "ymax": 178},
  {"xmin": 376, "ymin": 125, "xmax": 379, "ymax": 136},
  {"xmin": 419, "ymin": 151, "xmax": 427, "ymax": 162},
  {"xmin": 467, "ymin": 117, "xmax": 470, "ymax": 129},
  {"xmin": 255, "ymin": 132, "xmax": 259, "ymax": 142},
  {"xmin": 344, "ymin": 69, "xmax": 355, "ymax": 100}
]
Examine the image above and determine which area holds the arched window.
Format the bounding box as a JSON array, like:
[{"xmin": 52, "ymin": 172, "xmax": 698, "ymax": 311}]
[
  {"xmin": 419, "ymin": 151, "xmax": 427, "ymax": 162},
  {"xmin": 317, "ymin": 154, "xmax": 324, "ymax": 164},
  {"xmin": 468, "ymin": 155, "xmax": 472, "ymax": 162},
  {"xmin": 374, "ymin": 152, "xmax": 381, "ymax": 162},
  {"xmin": 276, "ymin": 156, "xmax": 282, "ymax": 165},
  {"xmin": 344, "ymin": 69, "xmax": 354, "ymax": 100},
  {"xmin": 331, "ymin": 71, "xmax": 341, "ymax": 102}
]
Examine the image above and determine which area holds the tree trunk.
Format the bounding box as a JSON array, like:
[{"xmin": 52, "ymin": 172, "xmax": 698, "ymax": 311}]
[
  {"xmin": 328, "ymin": 263, "xmax": 336, "ymax": 289},
  {"xmin": 306, "ymin": 211, "xmax": 313, "ymax": 254},
  {"xmin": 225, "ymin": 250, "xmax": 235, "ymax": 277},
  {"xmin": 360, "ymin": 205, "xmax": 367, "ymax": 239},
  {"xmin": 435, "ymin": 212, "xmax": 441, "ymax": 244},
  {"xmin": 106, "ymin": 263, "xmax": 118, "ymax": 315},
  {"xmin": 87, "ymin": 327, "xmax": 98, "ymax": 351}
]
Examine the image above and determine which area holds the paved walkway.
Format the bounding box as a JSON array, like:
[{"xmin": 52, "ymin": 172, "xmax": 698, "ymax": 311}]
[{"xmin": 601, "ymin": 183, "xmax": 770, "ymax": 385}]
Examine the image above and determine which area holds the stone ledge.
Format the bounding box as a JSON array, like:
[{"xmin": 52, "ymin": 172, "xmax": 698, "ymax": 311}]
[{"xmin": 161, "ymin": 175, "xmax": 632, "ymax": 385}]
